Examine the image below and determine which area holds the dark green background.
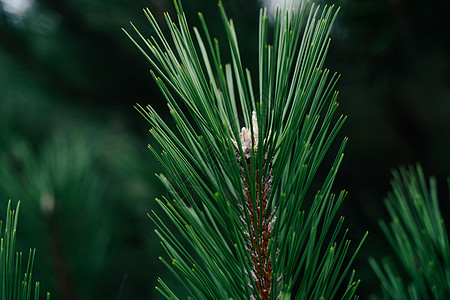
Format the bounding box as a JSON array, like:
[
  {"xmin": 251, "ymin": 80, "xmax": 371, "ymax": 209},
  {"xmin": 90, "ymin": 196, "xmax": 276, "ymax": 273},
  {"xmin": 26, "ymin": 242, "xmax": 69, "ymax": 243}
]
[{"xmin": 1, "ymin": 0, "xmax": 449, "ymax": 299}]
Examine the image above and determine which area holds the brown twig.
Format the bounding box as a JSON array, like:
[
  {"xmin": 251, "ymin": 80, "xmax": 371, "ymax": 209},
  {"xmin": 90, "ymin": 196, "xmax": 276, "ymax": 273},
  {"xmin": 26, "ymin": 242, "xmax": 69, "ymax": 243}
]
[{"xmin": 237, "ymin": 150, "xmax": 277, "ymax": 300}]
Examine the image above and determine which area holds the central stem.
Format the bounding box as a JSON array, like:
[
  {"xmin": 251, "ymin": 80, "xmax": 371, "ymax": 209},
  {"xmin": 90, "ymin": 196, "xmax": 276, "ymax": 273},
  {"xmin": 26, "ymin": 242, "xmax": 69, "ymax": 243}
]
[
  {"xmin": 239, "ymin": 154, "xmax": 275, "ymax": 300},
  {"xmin": 233, "ymin": 111, "xmax": 278, "ymax": 299}
]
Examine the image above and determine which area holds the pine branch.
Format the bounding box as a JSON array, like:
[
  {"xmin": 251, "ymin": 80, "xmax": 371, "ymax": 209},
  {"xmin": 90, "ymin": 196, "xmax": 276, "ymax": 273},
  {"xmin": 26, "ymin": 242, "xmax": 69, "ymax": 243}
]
[
  {"xmin": 370, "ymin": 164, "xmax": 450, "ymax": 299},
  {"xmin": 125, "ymin": 0, "xmax": 367, "ymax": 298},
  {"xmin": 0, "ymin": 201, "xmax": 50, "ymax": 300}
]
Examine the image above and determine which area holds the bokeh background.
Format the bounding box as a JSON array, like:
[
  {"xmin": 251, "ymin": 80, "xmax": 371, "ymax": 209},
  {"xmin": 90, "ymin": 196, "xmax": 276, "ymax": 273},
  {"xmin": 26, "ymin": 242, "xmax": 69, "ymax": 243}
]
[{"xmin": 1, "ymin": 0, "xmax": 449, "ymax": 299}]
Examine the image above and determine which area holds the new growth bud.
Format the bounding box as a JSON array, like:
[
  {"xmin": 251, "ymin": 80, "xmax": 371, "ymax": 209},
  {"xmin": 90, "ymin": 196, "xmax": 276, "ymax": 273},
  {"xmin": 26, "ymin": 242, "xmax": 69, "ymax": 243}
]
[{"xmin": 232, "ymin": 111, "xmax": 259, "ymax": 159}]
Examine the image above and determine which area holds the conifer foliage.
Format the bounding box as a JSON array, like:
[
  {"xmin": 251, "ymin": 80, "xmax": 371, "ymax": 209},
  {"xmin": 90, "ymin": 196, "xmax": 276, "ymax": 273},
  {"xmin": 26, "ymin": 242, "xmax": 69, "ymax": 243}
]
[
  {"xmin": 125, "ymin": 0, "xmax": 367, "ymax": 298},
  {"xmin": 0, "ymin": 201, "xmax": 50, "ymax": 300},
  {"xmin": 370, "ymin": 165, "xmax": 450, "ymax": 299}
]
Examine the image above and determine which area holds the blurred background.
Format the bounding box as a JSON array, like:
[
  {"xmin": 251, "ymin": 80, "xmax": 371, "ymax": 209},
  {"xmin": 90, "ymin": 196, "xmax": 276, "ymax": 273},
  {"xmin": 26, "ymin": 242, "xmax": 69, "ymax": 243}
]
[{"xmin": 1, "ymin": 0, "xmax": 449, "ymax": 299}]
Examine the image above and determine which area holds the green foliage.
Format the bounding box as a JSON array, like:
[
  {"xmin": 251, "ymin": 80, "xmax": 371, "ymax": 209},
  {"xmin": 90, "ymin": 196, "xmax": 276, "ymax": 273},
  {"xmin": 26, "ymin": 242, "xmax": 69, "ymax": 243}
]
[
  {"xmin": 370, "ymin": 165, "xmax": 450, "ymax": 299},
  {"xmin": 0, "ymin": 18, "xmax": 166, "ymax": 297},
  {"xmin": 2, "ymin": 0, "xmax": 450, "ymax": 298},
  {"xmin": 0, "ymin": 201, "xmax": 50, "ymax": 300},
  {"xmin": 126, "ymin": 0, "xmax": 367, "ymax": 298},
  {"xmin": 0, "ymin": 128, "xmax": 145, "ymax": 300}
]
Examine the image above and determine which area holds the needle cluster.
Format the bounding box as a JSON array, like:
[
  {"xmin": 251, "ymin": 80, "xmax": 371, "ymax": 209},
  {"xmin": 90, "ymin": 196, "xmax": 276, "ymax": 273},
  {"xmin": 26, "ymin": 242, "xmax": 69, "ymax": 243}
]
[{"xmin": 125, "ymin": 0, "xmax": 367, "ymax": 298}]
